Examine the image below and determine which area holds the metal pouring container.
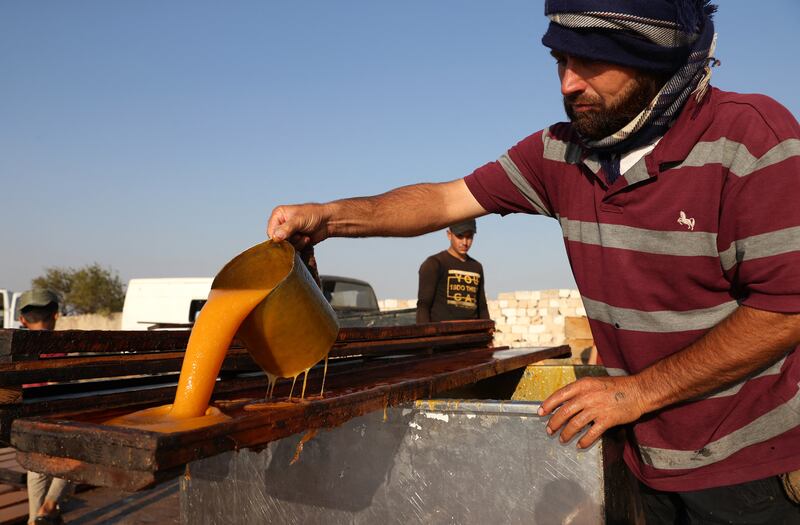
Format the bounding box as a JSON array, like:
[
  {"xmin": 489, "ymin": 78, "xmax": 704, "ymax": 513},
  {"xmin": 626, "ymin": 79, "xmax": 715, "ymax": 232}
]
[{"xmin": 211, "ymin": 240, "xmax": 339, "ymax": 378}]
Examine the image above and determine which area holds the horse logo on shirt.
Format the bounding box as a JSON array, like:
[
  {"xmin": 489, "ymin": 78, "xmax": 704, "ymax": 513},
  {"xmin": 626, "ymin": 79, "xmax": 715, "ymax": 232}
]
[{"xmin": 677, "ymin": 211, "xmax": 695, "ymax": 231}]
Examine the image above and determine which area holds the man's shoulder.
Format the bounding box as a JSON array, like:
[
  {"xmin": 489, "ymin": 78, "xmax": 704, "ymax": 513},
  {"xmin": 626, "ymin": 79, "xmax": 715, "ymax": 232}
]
[
  {"xmin": 495, "ymin": 122, "xmax": 583, "ymax": 176},
  {"xmin": 709, "ymin": 87, "xmax": 798, "ymax": 137},
  {"xmin": 712, "ymin": 88, "xmax": 788, "ymax": 113},
  {"xmin": 420, "ymin": 251, "xmax": 447, "ymax": 268}
]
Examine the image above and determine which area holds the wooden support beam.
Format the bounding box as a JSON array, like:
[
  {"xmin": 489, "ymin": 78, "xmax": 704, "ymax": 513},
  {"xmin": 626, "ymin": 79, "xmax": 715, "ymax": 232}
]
[
  {"xmin": 12, "ymin": 345, "xmax": 568, "ymax": 491},
  {"xmin": 0, "ymin": 329, "xmax": 199, "ymax": 362},
  {"xmin": 0, "ymin": 350, "xmax": 259, "ymax": 387},
  {"xmin": 0, "ymin": 320, "xmax": 494, "ymax": 361},
  {"xmin": 0, "ymin": 320, "xmax": 496, "ymax": 444},
  {"xmin": 0, "ymin": 326, "xmax": 493, "ymax": 387}
]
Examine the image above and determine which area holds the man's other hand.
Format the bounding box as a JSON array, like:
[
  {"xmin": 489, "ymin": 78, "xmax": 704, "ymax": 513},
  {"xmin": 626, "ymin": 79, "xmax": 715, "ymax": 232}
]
[
  {"xmin": 267, "ymin": 203, "xmax": 330, "ymax": 250},
  {"xmin": 538, "ymin": 375, "xmax": 647, "ymax": 449}
]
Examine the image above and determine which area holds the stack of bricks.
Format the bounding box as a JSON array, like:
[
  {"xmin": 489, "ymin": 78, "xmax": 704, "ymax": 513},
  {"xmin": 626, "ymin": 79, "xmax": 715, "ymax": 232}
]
[
  {"xmin": 378, "ymin": 298, "xmax": 418, "ymax": 311},
  {"xmin": 489, "ymin": 289, "xmax": 585, "ymax": 348},
  {"xmin": 379, "ymin": 289, "xmax": 586, "ymax": 350}
]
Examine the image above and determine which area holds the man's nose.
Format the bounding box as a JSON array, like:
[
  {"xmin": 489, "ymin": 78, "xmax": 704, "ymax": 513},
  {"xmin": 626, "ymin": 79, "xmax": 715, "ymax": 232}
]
[{"xmin": 560, "ymin": 64, "xmax": 587, "ymax": 97}]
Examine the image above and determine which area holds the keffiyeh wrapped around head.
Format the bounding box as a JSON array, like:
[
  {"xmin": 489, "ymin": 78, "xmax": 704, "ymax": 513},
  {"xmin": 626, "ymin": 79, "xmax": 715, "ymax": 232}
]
[{"xmin": 542, "ymin": 0, "xmax": 719, "ymax": 159}]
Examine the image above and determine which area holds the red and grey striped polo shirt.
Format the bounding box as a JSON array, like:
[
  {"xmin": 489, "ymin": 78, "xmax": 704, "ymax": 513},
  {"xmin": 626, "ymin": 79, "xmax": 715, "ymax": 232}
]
[{"xmin": 465, "ymin": 87, "xmax": 800, "ymax": 491}]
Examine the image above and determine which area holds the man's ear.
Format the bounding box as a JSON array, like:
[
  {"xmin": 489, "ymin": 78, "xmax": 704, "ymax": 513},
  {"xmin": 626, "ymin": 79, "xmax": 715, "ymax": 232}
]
[{"xmin": 18, "ymin": 315, "xmax": 29, "ymax": 328}]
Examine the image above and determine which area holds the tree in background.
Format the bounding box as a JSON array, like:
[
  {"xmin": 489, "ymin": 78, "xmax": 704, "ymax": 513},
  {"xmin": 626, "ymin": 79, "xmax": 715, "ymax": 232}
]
[{"xmin": 32, "ymin": 264, "xmax": 126, "ymax": 315}]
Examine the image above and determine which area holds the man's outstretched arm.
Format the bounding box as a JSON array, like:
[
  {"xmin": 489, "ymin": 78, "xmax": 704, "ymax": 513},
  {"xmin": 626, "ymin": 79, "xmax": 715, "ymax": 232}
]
[
  {"xmin": 539, "ymin": 305, "xmax": 800, "ymax": 449},
  {"xmin": 268, "ymin": 179, "xmax": 487, "ymax": 250}
]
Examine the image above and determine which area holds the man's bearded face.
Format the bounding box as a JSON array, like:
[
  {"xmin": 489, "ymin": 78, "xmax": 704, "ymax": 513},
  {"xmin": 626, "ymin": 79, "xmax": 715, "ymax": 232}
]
[{"xmin": 564, "ymin": 73, "xmax": 664, "ymax": 140}]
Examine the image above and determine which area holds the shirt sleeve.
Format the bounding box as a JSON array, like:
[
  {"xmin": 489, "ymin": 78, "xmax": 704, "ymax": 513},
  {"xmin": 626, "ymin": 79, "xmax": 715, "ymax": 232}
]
[
  {"xmin": 717, "ymin": 97, "xmax": 800, "ymax": 313},
  {"xmin": 464, "ymin": 130, "xmax": 556, "ymax": 218},
  {"xmin": 416, "ymin": 257, "xmax": 439, "ymax": 323}
]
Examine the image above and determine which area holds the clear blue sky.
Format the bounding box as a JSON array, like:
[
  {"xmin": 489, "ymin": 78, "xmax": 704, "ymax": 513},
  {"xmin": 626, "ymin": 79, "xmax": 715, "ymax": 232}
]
[{"xmin": 3, "ymin": 1, "xmax": 799, "ymax": 300}]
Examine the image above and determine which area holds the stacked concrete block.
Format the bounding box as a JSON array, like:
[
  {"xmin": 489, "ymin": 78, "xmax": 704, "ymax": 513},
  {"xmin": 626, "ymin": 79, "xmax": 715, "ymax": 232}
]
[
  {"xmin": 378, "ymin": 289, "xmax": 587, "ymax": 351},
  {"xmin": 378, "ymin": 298, "xmax": 417, "ymax": 311},
  {"xmin": 56, "ymin": 313, "xmax": 122, "ymax": 330},
  {"xmin": 487, "ymin": 289, "xmax": 585, "ymax": 349}
]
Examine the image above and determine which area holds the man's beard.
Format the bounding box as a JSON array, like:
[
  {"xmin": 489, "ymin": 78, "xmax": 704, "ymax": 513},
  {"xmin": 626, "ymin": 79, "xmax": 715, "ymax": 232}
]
[{"xmin": 564, "ymin": 74, "xmax": 664, "ymax": 141}]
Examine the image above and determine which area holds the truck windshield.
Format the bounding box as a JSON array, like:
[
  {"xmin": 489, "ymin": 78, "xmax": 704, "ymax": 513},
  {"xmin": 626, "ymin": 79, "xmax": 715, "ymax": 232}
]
[{"xmin": 322, "ymin": 281, "xmax": 379, "ymax": 313}]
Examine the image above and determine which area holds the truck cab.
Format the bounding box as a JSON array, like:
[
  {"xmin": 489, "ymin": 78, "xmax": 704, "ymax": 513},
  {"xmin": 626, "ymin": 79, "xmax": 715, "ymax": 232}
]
[
  {"xmin": 321, "ymin": 275, "xmax": 416, "ymax": 328},
  {"xmin": 320, "ymin": 275, "xmax": 380, "ymax": 315}
]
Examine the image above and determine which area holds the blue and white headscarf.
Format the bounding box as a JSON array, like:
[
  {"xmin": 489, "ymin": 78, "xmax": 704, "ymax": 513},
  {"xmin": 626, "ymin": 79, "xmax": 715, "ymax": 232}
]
[{"xmin": 542, "ymin": 0, "xmax": 719, "ymax": 169}]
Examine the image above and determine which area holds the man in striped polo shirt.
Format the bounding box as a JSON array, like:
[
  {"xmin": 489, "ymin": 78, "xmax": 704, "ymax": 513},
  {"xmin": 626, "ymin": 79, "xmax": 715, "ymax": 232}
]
[{"xmin": 268, "ymin": 1, "xmax": 800, "ymax": 521}]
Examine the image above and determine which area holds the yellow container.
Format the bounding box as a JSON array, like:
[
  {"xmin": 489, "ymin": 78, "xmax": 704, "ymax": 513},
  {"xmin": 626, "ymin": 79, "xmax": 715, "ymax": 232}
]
[
  {"xmin": 213, "ymin": 240, "xmax": 340, "ymax": 378},
  {"xmin": 511, "ymin": 364, "xmax": 608, "ymax": 401}
]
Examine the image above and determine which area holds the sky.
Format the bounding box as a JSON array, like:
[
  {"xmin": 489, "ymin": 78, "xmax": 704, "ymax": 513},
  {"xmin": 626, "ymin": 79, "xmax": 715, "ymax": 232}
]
[{"xmin": 2, "ymin": 1, "xmax": 799, "ymax": 300}]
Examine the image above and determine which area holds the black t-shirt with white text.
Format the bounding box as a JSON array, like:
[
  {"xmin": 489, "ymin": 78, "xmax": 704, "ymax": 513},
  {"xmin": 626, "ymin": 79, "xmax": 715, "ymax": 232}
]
[{"xmin": 416, "ymin": 251, "xmax": 489, "ymax": 323}]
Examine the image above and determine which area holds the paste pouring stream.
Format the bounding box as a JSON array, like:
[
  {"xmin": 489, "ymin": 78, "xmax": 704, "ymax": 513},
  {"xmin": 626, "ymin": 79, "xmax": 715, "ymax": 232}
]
[{"xmin": 105, "ymin": 240, "xmax": 340, "ymax": 431}]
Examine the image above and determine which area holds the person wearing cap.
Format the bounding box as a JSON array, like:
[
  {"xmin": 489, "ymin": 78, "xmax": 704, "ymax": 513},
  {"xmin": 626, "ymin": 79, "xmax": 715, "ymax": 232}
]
[
  {"xmin": 268, "ymin": 1, "xmax": 800, "ymax": 520},
  {"xmin": 416, "ymin": 219, "xmax": 489, "ymax": 323},
  {"xmin": 18, "ymin": 290, "xmax": 60, "ymax": 331},
  {"xmin": 18, "ymin": 290, "xmax": 72, "ymax": 525}
]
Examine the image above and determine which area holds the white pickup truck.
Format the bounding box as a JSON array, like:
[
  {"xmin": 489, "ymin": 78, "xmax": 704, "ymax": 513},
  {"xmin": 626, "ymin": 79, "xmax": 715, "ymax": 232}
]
[
  {"xmin": 0, "ymin": 289, "xmax": 22, "ymax": 329},
  {"xmin": 120, "ymin": 275, "xmax": 412, "ymax": 330}
]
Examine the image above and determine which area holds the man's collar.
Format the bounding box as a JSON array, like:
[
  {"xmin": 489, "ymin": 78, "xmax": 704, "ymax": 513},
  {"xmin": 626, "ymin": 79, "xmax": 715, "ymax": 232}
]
[
  {"xmin": 647, "ymin": 87, "xmax": 717, "ymax": 168},
  {"xmin": 563, "ymin": 87, "xmax": 717, "ymax": 191}
]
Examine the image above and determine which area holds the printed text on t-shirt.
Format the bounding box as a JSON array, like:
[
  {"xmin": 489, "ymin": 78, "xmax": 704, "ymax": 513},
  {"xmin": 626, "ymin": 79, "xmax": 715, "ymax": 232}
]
[{"xmin": 446, "ymin": 270, "xmax": 480, "ymax": 309}]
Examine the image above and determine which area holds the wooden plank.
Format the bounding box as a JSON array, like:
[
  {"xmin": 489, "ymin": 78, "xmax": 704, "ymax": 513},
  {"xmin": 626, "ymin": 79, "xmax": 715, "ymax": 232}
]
[
  {"xmin": 0, "ymin": 374, "xmax": 274, "ymax": 444},
  {"xmin": 0, "ymin": 320, "xmax": 493, "ymax": 361},
  {"xmin": 0, "ymin": 449, "xmax": 25, "ymax": 488},
  {"xmin": 0, "ymin": 490, "xmax": 26, "ymax": 508},
  {"xmin": 567, "ymin": 338, "xmax": 596, "ymax": 362},
  {"xmin": 0, "ymin": 346, "xmax": 468, "ymax": 443},
  {"xmin": 0, "ymin": 467, "xmax": 26, "ymax": 488},
  {"xmin": 332, "ymin": 332, "xmax": 492, "ymax": 358},
  {"xmin": 335, "ymin": 320, "xmax": 494, "ymax": 342},
  {"xmin": 565, "ymin": 316, "xmax": 592, "ymax": 340},
  {"xmin": 0, "ymin": 330, "xmax": 492, "ymax": 388},
  {"xmin": 12, "ymin": 345, "xmax": 568, "ymax": 490},
  {"xmin": 0, "ymin": 350, "xmax": 259, "ymax": 387},
  {"xmin": 0, "ymin": 333, "xmax": 17, "ymax": 364},
  {"xmin": 0, "ymin": 325, "xmax": 495, "ymax": 443},
  {"xmin": 21, "ymin": 373, "xmax": 182, "ymax": 400},
  {"xmin": 0, "ymin": 329, "xmax": 197, "ymax": 362},
  {"xmin": 19, "ymin": 452, "xmax": 181, "ymax": 494},
  {"xmin": 0, "ymin": 459, "xmax": 20, "ymax": 470},
  {"xmin": 0, "ymin": 390, "xmax": 20, "ymax": 405},
  {"xmin": 0, "ymin": 500, "xmax": 27, "ymax": 525}
]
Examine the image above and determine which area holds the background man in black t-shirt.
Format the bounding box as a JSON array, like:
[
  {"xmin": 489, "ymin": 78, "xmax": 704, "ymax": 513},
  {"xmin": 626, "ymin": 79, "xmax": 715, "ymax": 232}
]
[{"xmin": 416, "ymin": 219, "xmax": 489, "ymax": 323}]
